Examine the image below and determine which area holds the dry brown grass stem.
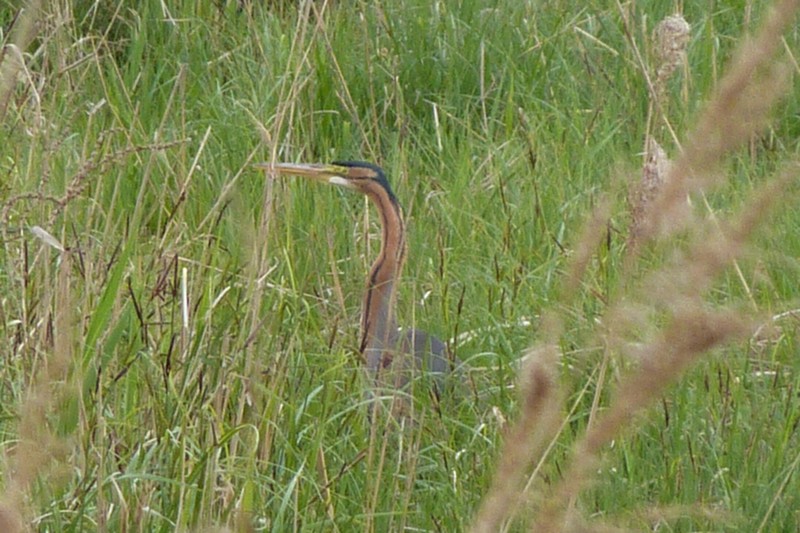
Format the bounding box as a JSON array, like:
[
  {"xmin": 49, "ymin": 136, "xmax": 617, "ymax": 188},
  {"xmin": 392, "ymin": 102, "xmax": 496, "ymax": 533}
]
[
  {"xmin": 470, "ymin": 136, "xmax": 797, "ymax": 533},
  {"xmin": 642, "ymin": 0, "xmax": 799, "ymax": 243},
  {"xmin": 560, "ymin": 197, "xmax": 614, "ymax": 308},
  {"xmin": 647, "ymin": 164, "xmax": 796, "ymax": 311},
  {"xmin": 534, "ymin": 310, "xmax": 749, "ymax": 531},
  {"xmin": 470, "ymin": 346, "xmax": 562, "ymax": 533},
  {"xmin": 0, "ymin": 250, "xmax": 75, "ymax": 533},
  {"xmin": 528, "ymin": 193, "xmax": 616, "ymax": 366},
  {"xmin": 470, "ymin": 1, "xmax": 800, "ymax": 530},
  {"xmin": 533, "ymin": 163, "xmax": 798, "ymax": 530}
]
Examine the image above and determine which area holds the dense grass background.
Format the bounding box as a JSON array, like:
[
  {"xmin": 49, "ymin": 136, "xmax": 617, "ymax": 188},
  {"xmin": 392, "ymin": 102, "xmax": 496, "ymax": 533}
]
[{"xmin": 1, "ymin": 0, "xmax": 799, "ymax": 531}]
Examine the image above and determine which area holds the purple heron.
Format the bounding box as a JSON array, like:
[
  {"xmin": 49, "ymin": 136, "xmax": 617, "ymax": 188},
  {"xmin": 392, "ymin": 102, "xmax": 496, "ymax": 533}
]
[{"xmin": 257, "ymin": 161, "xmax": 454, "ymax": 400}]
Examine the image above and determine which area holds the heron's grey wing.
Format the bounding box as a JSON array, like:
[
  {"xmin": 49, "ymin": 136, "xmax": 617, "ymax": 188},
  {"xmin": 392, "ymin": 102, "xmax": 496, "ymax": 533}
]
[{"xmin": 402, "ymin": 328, "xmax": 451, "ymax": 375}]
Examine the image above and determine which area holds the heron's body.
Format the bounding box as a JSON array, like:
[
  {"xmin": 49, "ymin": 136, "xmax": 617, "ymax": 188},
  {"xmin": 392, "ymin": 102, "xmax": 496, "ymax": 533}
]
[{"xmin": 258, "ymin": 161, "xmax": 452, "ymax": 397}]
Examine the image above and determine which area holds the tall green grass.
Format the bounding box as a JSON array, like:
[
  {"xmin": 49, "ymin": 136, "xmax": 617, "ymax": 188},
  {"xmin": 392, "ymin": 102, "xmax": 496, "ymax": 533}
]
[{"xmin": 1, "ymin": 0, "xmax": 799, "ymax": 531}]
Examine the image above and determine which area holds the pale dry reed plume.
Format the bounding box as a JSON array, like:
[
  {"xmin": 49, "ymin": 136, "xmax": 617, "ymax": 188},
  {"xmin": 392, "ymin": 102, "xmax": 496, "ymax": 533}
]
[
  {"xmin": 627, "ymin": 138, "xmax": 670, "ymax": 251},
  {"xmin": 627, "ymin": 14, "xmax": 688, "ymax": 250},
  {"xmin": 652, "ymin": 15, "xmax": 691, "ymax": 101},
  {"xmin": 471, "ymin": 0, "xmax": 799, "ymax": 531},
  {"xmin": 0, "ymin": 0, "xmax": 42, "ymax": 123}
]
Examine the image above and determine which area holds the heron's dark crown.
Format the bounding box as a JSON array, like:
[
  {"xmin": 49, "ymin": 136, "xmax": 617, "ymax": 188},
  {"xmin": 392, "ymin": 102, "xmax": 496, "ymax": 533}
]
[
  {"xmin": 332, "ymin": 160, "xmax": 384, "ymax": 175},
  {"xmin": 332, "ymin": 160, "xmax": 396, "ymax": 199}
]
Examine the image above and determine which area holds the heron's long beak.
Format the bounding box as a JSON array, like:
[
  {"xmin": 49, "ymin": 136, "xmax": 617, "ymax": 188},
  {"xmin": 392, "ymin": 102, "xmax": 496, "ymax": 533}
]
[{"xmin": 254, "ymin": 162, "xmax": 351, "ymax": 186}]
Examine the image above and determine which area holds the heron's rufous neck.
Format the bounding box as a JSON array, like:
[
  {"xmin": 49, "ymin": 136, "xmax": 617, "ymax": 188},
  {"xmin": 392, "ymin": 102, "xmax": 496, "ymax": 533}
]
[{"xmin": 360, "ymin": 185, "xmax": 406, "ymax": 371}]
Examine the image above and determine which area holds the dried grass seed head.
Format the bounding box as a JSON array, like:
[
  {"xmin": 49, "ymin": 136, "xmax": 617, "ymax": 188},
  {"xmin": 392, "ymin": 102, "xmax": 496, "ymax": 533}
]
[{"xmin": 654, "ymin": 14, "xmax": 691, "ymax": 88}]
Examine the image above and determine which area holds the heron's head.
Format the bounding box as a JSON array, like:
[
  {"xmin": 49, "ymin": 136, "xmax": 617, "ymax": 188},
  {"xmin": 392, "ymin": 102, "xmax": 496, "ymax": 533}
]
[{"xmin": 256, "ymin": 160, "xmax": 394, "ymax": 198}]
